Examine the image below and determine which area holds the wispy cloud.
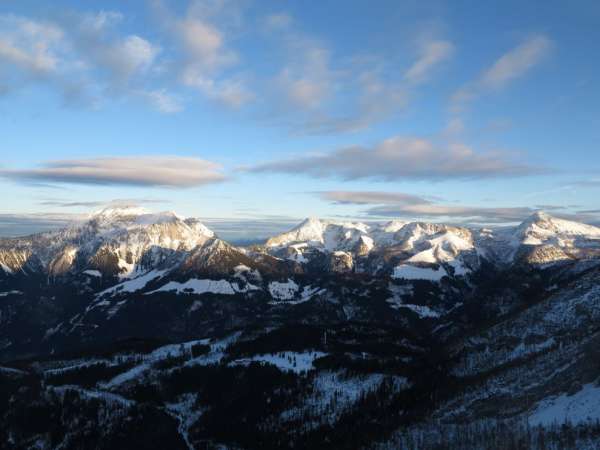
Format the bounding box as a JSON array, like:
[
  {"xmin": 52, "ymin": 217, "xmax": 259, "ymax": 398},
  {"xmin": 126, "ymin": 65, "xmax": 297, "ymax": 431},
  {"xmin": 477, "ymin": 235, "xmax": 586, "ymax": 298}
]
[
  {"xmin": 0, "ymin": 11, "xmax": 174, "ymax": 112},
  {"xmin": 451, "ymin": 34, "xmax": 552, "ymax": 111},
  {"xmin": 152, "ymin": 0, "xmax": 252, "ymax": 108},
  {"xmin": 405, "ymin": 39, "xmax": 454, "ymax": 84},
  {"xmin": 261, "ymin": 16, "xmax": 452, "ymax": 134},
  {"xmin": 1, "ymin": 156, "xmax": 226, "ymax": 188},
  {"xmin": 247, "ymin": 136, "xmax": 544, "ymax": 181}
]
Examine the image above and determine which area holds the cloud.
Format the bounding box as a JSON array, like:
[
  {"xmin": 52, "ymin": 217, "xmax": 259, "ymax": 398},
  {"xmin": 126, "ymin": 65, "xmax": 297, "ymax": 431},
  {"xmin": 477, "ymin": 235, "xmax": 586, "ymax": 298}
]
[
  {"xmin": 405, "ymin": 39, "xmax": 454, "ymax": 84},
  {"xmin": 99, "ymin": 35, "xmax": 159, "ymax": 82},
  {"xmin": 316, "ymin": 190, "xmax": 537, "ymax": 223},
  {"xmin": 571, "ymin": 179, "xmax": 600, "ymax": 188},
  {"xmin": 262, "ymin": 19, "xmax": 446, "ymax": 134},
  {"xmin": 275, "ymin": 38, "xmax": 333, "ymax": 110},
  {"xmin": 481, "ymin": 35, "xmax": 552, "ymax": 88},
  {"xmin": 37, "ymin": 197, "xmax": 169, "ymax": 208},
  {"xmin": 317, "ymin": 190, "xmax": 600, "ymax": 225},
  {"xmin": 183, "ymin": 75, "xmax": 253, "ymax": 108},
  {"xmin": 247, "ymin": 136, "xmax": 542, "ymax": 181},
  {"xmin": 0, "ymin": 12, "xmax": 170, "ymax": 111},
  {"xmin": 366, "ymin": 203, "xmax": 537, "ymax": 222},
  {"xmin": 152, "ymin": 0, "xmax": 251, "ymax": 108},
  {"xmin": 318, "ymin": 191, "xmax": 437, "ymax": 205},
  {"xmin": 1, "ymin": 156, "xmax": 226, "ymax": 188},
  {"xmin": 138, "ymin": 89, "xmax": 183, "ymax": 113},
  {"xmin": 0, "ymin": 15, "xmax": 64, "ymax": 76},
  {"xmin": 451, "ymin": 35, "xmax": 552, "ymax": 111}
]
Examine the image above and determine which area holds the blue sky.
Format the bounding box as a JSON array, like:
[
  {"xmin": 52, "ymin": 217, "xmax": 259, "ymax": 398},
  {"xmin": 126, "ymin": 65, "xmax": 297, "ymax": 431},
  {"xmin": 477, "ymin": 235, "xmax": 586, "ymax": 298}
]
[{"xmin": 1, "ymin": 0, "xmax": 599, "ymax": 240}]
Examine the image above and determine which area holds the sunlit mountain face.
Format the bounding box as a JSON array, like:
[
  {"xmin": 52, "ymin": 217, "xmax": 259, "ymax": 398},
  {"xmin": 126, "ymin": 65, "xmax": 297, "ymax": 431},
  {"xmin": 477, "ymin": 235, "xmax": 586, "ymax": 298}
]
[{"xmin": 2, "ymin": 0, "xmax": 600, "ymax": 448}]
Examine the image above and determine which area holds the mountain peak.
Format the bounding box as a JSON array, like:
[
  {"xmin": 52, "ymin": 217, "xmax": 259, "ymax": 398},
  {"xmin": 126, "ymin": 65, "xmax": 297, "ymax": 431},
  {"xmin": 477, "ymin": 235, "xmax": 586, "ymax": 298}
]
[
  {"xmin": 529, "ymin": 210, "xmax": 552, "ymax": 222},
  {"xmin": 90, "ymin": 205, "xmax": 151, "ymax": 220},
  {"xmin": 515, "ymin": 211, "xmax": 600, "ymax": 247}
]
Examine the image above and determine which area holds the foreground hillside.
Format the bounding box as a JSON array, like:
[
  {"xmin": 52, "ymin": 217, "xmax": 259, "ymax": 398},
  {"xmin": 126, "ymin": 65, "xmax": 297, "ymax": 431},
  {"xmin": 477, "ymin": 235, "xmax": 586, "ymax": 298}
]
[{"xmin": 2, "ymin": 207, "xmax": 600, "ymax": 449}]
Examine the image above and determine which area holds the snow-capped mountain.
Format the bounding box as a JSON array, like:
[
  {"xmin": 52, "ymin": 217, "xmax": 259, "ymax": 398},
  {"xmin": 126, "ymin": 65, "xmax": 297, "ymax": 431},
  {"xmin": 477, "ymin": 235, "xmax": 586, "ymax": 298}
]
[
  {"xmin": 263, "ymin": 212, "xmax": 600, "ymax": 278},
  {"xmin": 0, "ymin": 206, "xmax": 215, "ymax": 278},
  {"xmin": 2, "ymin": 209, "xmax": 599, "ymax": 290}
]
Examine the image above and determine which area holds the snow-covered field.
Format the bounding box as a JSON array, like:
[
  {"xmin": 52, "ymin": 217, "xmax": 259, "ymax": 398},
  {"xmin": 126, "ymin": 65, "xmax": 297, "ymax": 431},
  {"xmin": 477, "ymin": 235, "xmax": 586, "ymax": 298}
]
[{"xmin": 530, "ymin": 382, "xmax": 600, "ymax": 426}]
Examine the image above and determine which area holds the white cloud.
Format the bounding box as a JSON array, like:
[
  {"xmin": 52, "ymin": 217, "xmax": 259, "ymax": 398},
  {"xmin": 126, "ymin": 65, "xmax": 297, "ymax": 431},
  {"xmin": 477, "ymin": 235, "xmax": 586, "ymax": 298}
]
[
  {"xmin": 452, "ymin": 34, "xmax": 552, "ymax": 111},
  {"xmin": 405, "ymin": 39, "xmax": 454, "ymax": 84},
  {"xmin": 98, "ymin": 35, "xmax": 160, "ymax": 82},
  {"xmin": 481, "ymin": 35, "xmax": 552, "ymax": 88},
  {"xmin": 0, "ymin": 12, "xmax": 169, "ymax": 111}
]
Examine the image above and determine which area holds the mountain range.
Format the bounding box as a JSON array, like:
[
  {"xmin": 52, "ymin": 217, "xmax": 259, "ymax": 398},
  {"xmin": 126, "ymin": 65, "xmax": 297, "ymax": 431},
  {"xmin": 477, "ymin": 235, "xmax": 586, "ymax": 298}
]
[{"xmin": 2, "ymin": 206, "xmax": 600, "ymax": 449}]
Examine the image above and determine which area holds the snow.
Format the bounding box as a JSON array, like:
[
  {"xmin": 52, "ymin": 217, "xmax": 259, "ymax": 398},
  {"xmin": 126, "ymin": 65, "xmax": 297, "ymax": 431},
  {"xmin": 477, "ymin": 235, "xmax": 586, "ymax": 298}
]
[
  {"xmin": 266, "ymin": 218, "xmax": 371, "ymax": 252},
  {"xmin": 147, "ymin": 278, "xmax": 237, "ymax": 295},
  {"xmin": 512, "ymin": 212, "xmax": 600, "ymax": 254},
  {"xmin": 269, "ymin": 285, "xmax": 326, "ymax": 305},
  {"xmin": 447, "ymin": 258, "xmax": 470, "ymax": 276},
  {"xmin": 360, "ymin": 235, "xmax": 374, "ymax": 251},
  {"xmin": 530, "ymin": 382, "xmax": 600, "ymax": 426},
  {"xmin": 90, "ymin": 205, "xmax": 150, "ymax": 220},
  {"xmin": 230, "ymin": 351, "xmax": 327, "ymax": 374},
  {"xmin": 392, "ymin": 264, "xmax": 447, "ymax": 281},
  {"xmin": 101, "ymin": 338, "xmax": 212, "ymax": 388},
  {"xmin": 83, "ymin": 269, "xmax": 102, "ymax": 277},
  {"xmin": 280, "ymin": 371, "xmax": 410, "ymax": 428},
  {"xmin": 0, "ymin": 290, "xmax": 23, "ymax": 297},
  {"xmin": 268, "ymin": 279, "xmax": 300, "ymax": 300},
  {"xmin": 166, "ymin": 393, "xmax": 204, "ymax": 450},
  {"xmin": 0, "ymin": 262, "xmax": 14, "ymax": 274},
  {"xmin": 389, "ymin": 302, "xmax": 441, "ymax": 318},
  {"xmin": 51, "ymin": 385, "xmax": 134, "ymax": 407},
  {"xmin": 0, "ymin": 366, "xmax": 26, "ymax": 376},
  {"xmin": 98, "ymin": 269, "xmax": 167, "ymax": 297},
  {"xmin": 381, "ymin": 220, "xmax": 407, "ymax": 233}
]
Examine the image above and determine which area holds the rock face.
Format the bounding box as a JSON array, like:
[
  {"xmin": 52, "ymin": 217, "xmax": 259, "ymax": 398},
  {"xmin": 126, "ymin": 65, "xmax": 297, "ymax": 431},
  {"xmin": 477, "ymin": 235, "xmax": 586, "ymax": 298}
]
[{"xmin": 328, "ymin": 251, "xmax": 354, "ymax": 273}]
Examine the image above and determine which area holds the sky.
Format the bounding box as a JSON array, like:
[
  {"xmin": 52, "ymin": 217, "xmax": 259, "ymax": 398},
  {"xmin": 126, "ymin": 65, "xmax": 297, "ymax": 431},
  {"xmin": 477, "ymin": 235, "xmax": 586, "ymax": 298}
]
[{"xmin": 1, "ymin": 0, "xmax": 599, "ymax": 241}]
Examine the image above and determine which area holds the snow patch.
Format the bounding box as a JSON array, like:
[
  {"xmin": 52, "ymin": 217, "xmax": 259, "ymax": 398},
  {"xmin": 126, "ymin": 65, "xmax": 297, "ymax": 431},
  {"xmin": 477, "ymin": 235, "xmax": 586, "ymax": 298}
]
[
  {"xmin": 83, "ymin": 270, "xmax": 102, "ymax": 277},
  {"xmin": 393, "ymin": 264, "xmax": 447, "ymax": 281},
  {"xmin": 148, "ymin": 279, "xmax": 237, "ymax": 295},
  {"xmin": 268, "ymin": 279, "xmax": 300, "ymax": 300}
]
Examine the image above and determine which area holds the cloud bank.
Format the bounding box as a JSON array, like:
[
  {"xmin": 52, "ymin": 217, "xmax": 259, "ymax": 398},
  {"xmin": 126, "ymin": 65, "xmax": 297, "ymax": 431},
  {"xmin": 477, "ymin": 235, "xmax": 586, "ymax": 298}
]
[
  {"xmin": 248, "ymin": 136, "xmax": 542, "ymax": 181},
  {"xmin": 1, "ymin": 156, "xmax": 226, "ymax": 188}
]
